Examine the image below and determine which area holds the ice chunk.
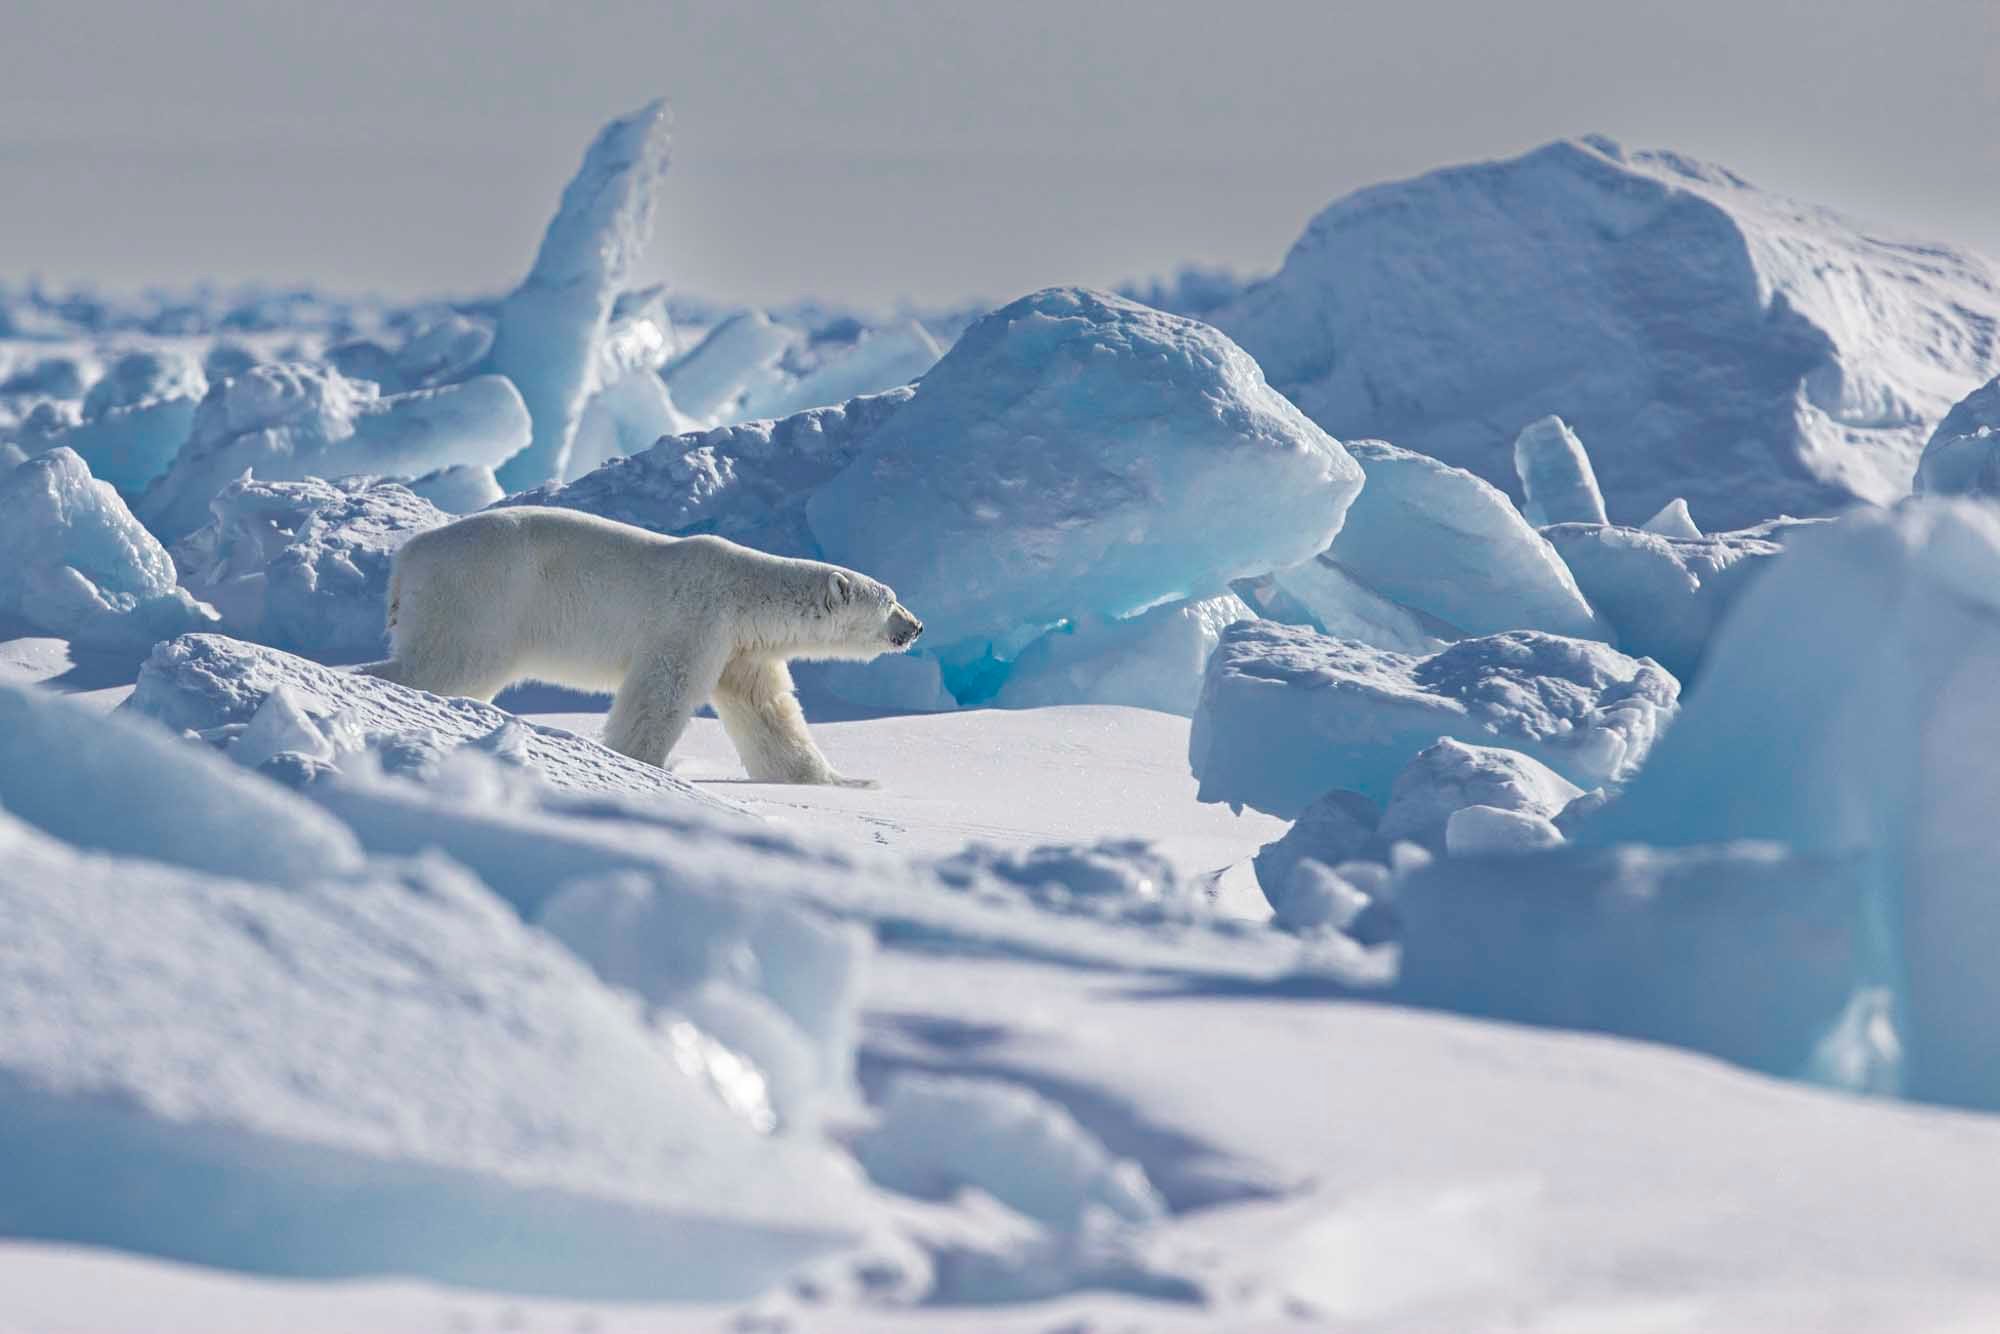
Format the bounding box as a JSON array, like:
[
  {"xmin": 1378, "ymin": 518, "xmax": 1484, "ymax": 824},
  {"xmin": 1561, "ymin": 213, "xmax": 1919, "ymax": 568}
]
[
  {"xmin": 1642, "ymin": 497, "xmax": 1703, "ymax": 539},
  {"xmin": 993, "ymin": 593, "xmax": 1254, "ymax": 715},
  {"xmin": 0, "ymin": 816, "xmax": 876, "ymax": 1298},
  {"xmin": 1582, "ymin": 502, "xmax": 2000, "ymax": 1110},
  {"xmin": 1267, "ymin": 858, "xmax": 1374, "ymax": 933},
  {"xmin": 1512, "ymin": 414, "xmax": 1607, "ymax": 526},
  {"xmin": 124, "ymin": 633, "xmax": 732, "ymax": 804},
  {"xmin": 566, "ymin": 366, "xmax": 699, "ymax": 483},
  {"xmin": 807, "ymin": 288, "xmax": 1363, "ymax": 661},
  {"xmin": 0, "ymin": 448, "xmax": 217, "ymax": 650},
  {"xmin": 856, "ymin": 1074, "xmax": 1164, "ymax": 1229},
  {"xmin": 1190, "ymin": 620, "xmax": 1678, "ymax": 817},
  {"xmin": 393, "ymin": 312, "xmax": 495, "ymax": 390},
  {"xmin": 169, "ymin": 475, "xmax": 445, "ymax": 663},
  {"xmin": 1391, "ymin": 841, "xmax": 1892, "ymax": 1092},
  {"xmin": 490, "ymin": 101, "xmax": 672, "ymax": 489},
  {"xmin": 403, "ymin": 462, "xmax": 501, "ymax": 513},
  {"xmin": 744, "ymin": 319, "xmax": 942, "ymax": 420},
  {"xmin": 1267, "ymin": 553, "xmax": 1454, "ymax": 654},
  {"xmin": 54, "ymin": 349, "xmax": 207, "ymax": 496},
  {"xmin": 1252, "ymin": 789, "xmax": 1385, "ymax": 914},
  {"xmin": 1378, "ymin": 737, "xmax": 1583, "ymax": 849},
  {"xmin": 1912, "ymin": 375, "xmax": 2000, "ymax": 497},
  {"xmin": 503, "ymin": 387, "xmax": 912, "ymax": 558},
  {"xmin": 1444, "ymin": 805, "xmax": 1565, "ymax": 855},
  {"xmin": 140, "ymin": 364, "xmax": 530, "ymax": 541},
  {"xmin": 660, "ymin": 310, "xmax": 801, "ymax": 425},
  {"xmin": 0, "ymin": 680, "xmax": 362, "ymax": 883},
  {"xmin": 1321, "ymin": 440, "xmax": 1608, "ymax": 642},
  {"xmin": 1217, "ymin": 136, "xmax": 2000, "ymax": 526}
]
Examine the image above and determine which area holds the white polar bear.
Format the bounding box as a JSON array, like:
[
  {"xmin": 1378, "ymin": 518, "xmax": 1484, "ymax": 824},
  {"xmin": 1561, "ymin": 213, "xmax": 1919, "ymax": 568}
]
[{"xmin": 360, "ymin": 506, "xmax": 924, "ymax": 785}]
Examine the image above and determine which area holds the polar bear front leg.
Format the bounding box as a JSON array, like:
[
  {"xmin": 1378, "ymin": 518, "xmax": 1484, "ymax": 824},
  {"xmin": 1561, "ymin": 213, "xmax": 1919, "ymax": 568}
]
[
  {"xmin": 604, "ymin": 641, "xmax": 729, "ymax": 770},
  {"xmin": 713, "ymin": 653, "xmax": 874, "ymax": 787}
]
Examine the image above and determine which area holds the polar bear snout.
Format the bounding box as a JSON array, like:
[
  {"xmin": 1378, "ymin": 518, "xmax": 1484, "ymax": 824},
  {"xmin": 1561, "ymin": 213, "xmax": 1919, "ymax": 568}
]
[{"xmin": 888, "ymin": 605, "xmax": 924, "ymax": 648}]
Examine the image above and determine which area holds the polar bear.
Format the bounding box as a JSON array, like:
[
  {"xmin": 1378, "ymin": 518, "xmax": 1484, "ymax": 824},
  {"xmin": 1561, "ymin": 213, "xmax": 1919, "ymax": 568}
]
[{"xmin": 360, "ymin": 506, "xmax": 923, "ymax": 785}]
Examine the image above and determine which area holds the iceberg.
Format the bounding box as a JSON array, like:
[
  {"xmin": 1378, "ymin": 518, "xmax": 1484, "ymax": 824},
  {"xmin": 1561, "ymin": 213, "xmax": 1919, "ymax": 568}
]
[
  {"xmin": 806, "ymin": 288, "xmax": 1363, "ymax": 665},
  {"xmin": 489, "ymin": 101, "xmax": 673, "ymax": 489},
  {"xmin": 139, "ymin": 364, "xmax": 530, "ymax": 542},
  {"xmin": 993, "ymin": 594, "xmax": 1255, "ymax": 716},
  {"xmin": 1512, "ymin": 414, "xmax": 1607, "ymax": 526},
  {"xmin": 1314, "ymin": 440, "xmax": 1608, "ymax": 642},
  {"xmin": 1216, "ymin": 137, "xmax": 2000, "ymax": 527},
  {"xmin": 1190, "ymin": 620, "xmax": 1678, "ymax": 817},
  {"xmin": 170, "ymin": 476, "xmax": 448, "ymax": 663},
  {"xmin": 1912, "ymin": 375, "xmax": 2000, "ymax": 497},
  {"xmin": 0, "ymin": 813, "xmax": 877, "ymax": 1298},
  {"xmin": 0, "ymin": 448, "xmax": 216, "ymax": 651},
  {"xmin": 1581, "ymin": 502, "xmax": 2000, "ymax": 1110}
]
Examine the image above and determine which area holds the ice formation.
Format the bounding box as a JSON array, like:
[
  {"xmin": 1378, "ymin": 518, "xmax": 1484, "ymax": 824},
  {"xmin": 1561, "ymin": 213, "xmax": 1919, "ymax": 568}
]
[
  {"xmin": 403, "ymin": 462, "xmax": 502, "ymax": 513},
  {"xmin": 1377, "ymin": 736, "xmax": 1582, "ymax": 849},
  {"xmin": 806, "ymin": 288, "xmax": 1363, "ymax": 664},
  {"xmin": 660, "ymin": 310, "xmax": 801, "ymax": 425},
  {"xmin": 1511, "ymin": 414, "xmax": 1607, "ymax": 526},
  {"xmin": 1217, "ymin": 136, "xmax": 2000, "ymax": 527},
  {"xmin": 53, "ymin": 348, "xmax": 207, "ymax": 496},
  {"xmin": 489, "ymin": 100, "xmax": 672, "ymax": 489},
  {"xmin": 1264, "ymin": 554, "xmax": 1453, "ymax": 655},
  {"xmin": 1252, "ymin": 789, "xmax": 1386, "ymax": 913},
  {"xmin": 170, "ymin": 476, "xmax": 447, "ymax": 663},
  {"xmin": 1310, "ymin": 440, "xmax": 1608, "ymax": 642},
  {"xmin": 124, "ymin": 633, "xmax": 732, "ymax": 804},
  {"xmin": 0, "ymin": 813, "xmax": 878, "ymax": 1299},
  {"xmin": 1190, "ymin": 620, "xmax": 1678, "ymax": 817},
  {"xmin": 1583, "ymin": 502, "xmax": 2000, "ymax": 1110},
  {"xmin": 993, "ymin": 594, "xmax": 1255, "ymax": 716},
  {"xmin": 139, "ymin": 364, "xmax": 530, "ymax": 542},
  {"xmin": 1912, "ymin": 374, "xmax": 2000, "ymax": 497},
  {"xmin": 1642, "ymin": 497, "xmax": 1703, "ymax": 539},
  {"xmin": 745, "ymin": 319, "xmax": 943, "ymax": 421},
  {"xmin": 0, "ymin": 448, "xmax": 216, "ymax": 650},
  {"xmin": 1443, "ymin": 804, "xmax": 1565, "ymax": 855}
]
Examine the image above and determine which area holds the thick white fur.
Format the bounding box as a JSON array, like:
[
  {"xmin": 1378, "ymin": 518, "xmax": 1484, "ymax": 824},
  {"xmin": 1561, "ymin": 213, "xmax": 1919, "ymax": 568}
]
[{"xmin": 360, "ymin": 507, "xmax": 922, "ymax": 785}]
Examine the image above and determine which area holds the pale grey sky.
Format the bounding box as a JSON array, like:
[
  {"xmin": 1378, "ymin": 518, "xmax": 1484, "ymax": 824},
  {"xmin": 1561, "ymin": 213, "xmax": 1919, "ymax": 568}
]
[{"xmin": 3, "ymin": 0, "xmax": 1995, "ymax": 312}]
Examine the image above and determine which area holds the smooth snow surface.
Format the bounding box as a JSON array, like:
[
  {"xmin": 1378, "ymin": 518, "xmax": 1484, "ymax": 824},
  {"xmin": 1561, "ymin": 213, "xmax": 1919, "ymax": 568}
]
[
  {"xmin": 490, "ymin": 101, "xmax": 673, "ymax": 489},
  {"xmin": 1191, "ymin": 620, "xmax": 1678, "ymax": 817},
  {"xmin": 806, "ymin": 288, "xmax": 1362, "ymax": 665},
  {"xmin": 1217, "ymin": 136, "xmax": 2000, "ymax": 527}
]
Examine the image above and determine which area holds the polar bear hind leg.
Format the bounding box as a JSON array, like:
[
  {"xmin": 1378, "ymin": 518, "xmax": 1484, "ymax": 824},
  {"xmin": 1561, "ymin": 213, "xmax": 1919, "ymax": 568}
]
[{"xmin": 713, "ymin": 653, "xmax": 874, "ymax": 787}]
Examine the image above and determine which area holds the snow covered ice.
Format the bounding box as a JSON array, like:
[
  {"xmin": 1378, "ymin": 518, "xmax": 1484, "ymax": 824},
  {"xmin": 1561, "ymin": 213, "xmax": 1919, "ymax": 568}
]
[
  {"xmin": 1511, "ymin": 413, "xmax": 1607, "ymax": 526},
  {"xmin": 1913, "ymin": 374, "xmax": 2000, "ymax": 497}
]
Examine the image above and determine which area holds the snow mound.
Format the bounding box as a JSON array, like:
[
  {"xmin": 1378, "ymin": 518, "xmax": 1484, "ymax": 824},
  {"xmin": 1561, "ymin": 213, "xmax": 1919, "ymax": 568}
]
[
  {"xmin": 1391, "ymin": 841, "xmax": 1892, "ymax": 1092},
  {"xmin": 123, "ymin": 633, "xmax": 731, "ymax": 804},
  {"xmin": 1190, "ymin": 620, "xmax": 1678, "ymax": 817},
  {"xmin": 0, "ymin": 813, "xmax": 876, "ymax": 1298},
  {"xmin": 1378, "ymin": 737, "xmax": 1582, "ymax": 849},
  {"xmin": 0, "ymin": 448, "xmax": 217, "ymax": 650},
  {"xmin": 1252, "ymin": 790, "xmax": 1386, "ymax": 916},
  {"xmin": 139, "ymin": 363, "xmax": 530, "ymax": 542},
  {"xmin": 170, "ymin": 476, "xmax": 448, "ymax": 663},
  {"xmin": 1444, "ymin": 804, "xmax": 1564, "ymax": 855},
  {"xmin": 1583, "ymin": 502, "xmax": 2000, "ymax": 1111},
  {"xmin": 1512, "ymin": 414, "xmax": 1607, "ymax": 526},
  {"xmin": 1542, "ymin": 520, "xmax": 1790, "ymax": 681},
  {"xmin": 1216, "ymin": 137, "xmax": 2000, "ymax": 527},
  {"xmin": 806, "ymin": 287, "xmax": 1362, "ymax": 665},
  {"xmin": 1913, "ymin": 375, "xmax": 2000, "ymax": 497},
  {"xmin": 993, "ymin": 593, "xmax": 1254, "ymax": 716},
  {"xmin": 0, "ymin": 681, "xmax": 362, "ymax": 884},
  {"xmin": 490, "ymin": 100, "xmax": 673, "ymax": 489},
  {"xmin": 502, "ymin": 387, "xmax": 914, "ymax": 558},
  {"xmin": 1316, "ymin": 440, "xmax": 1608, "ymax": 642},
  {"xmin": 55, "ymin": 348, "xmax": 207, "ymax": 496}
]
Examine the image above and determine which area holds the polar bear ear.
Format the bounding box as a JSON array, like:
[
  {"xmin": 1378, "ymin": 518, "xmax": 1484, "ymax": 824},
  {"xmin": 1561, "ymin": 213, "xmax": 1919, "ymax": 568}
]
[{"xmin": 824, "ymin": 571, "xmax": 853, "ymax": 613}]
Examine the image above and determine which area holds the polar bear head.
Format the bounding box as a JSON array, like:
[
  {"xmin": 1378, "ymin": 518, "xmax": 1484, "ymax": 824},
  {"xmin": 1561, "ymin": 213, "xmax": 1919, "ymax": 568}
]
[{"xmin": 813, "ymin": 567, "xmax": 924, "ymax": 659}]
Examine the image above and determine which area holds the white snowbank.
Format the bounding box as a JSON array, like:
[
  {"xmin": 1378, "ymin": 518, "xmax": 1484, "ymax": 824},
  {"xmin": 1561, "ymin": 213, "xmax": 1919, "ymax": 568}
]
[
  {"xmin": 0, "ymin": 812, "xmax": 876, "ymax": 1299},
  {"xmin": 993, "ymin": 594, "xmax": 1254, "ymax": 716},
  {"xmin": 0, "ymin": 447, "xmax": 217, "ymax": 650},
  {"xmin": 490, "ymin": 100, "xmax": 672, "ymax": 489},
  {"xmin": 172, "ymin": 477, "xmax": 446, "ymax": 663},
  {"xmin": 1584, "ymin": 501, "xmax": 2000, "ymax": 1110},
  {"xmin": 1511, "ymin": 414, "xmax": 1607, "ymax": 526},
  {"xmin": 139, "ymin": 364, "xmax": 530, "ymax": 541},
  {"xmin": 1190, "ymin": 620, "xmax": 1678, "ymax": 817},
  {"xmin": 807, "ymin": 288, "xmax": 1362, "ymax": 665},
  {"xmin": 1217, "ymin": 136, "xmax": 2000, "ymax": 526},
  {"xmin": 0, "ymin": 680, "xmax": 362, "ymax": 883},
  {"xmin": 1912, "ymin": 375, "xmax": 2000, "ymax": 497},
  {"xmin": 1315, "ymin": 439, "xmax": 1608, "ymax": 642}
]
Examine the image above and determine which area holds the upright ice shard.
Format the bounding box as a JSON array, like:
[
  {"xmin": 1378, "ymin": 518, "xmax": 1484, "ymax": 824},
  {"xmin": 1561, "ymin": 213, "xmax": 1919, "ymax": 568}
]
[{"xmin": 1512, "ymin": 414, "xmax": 1608, "ymax": 527}]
